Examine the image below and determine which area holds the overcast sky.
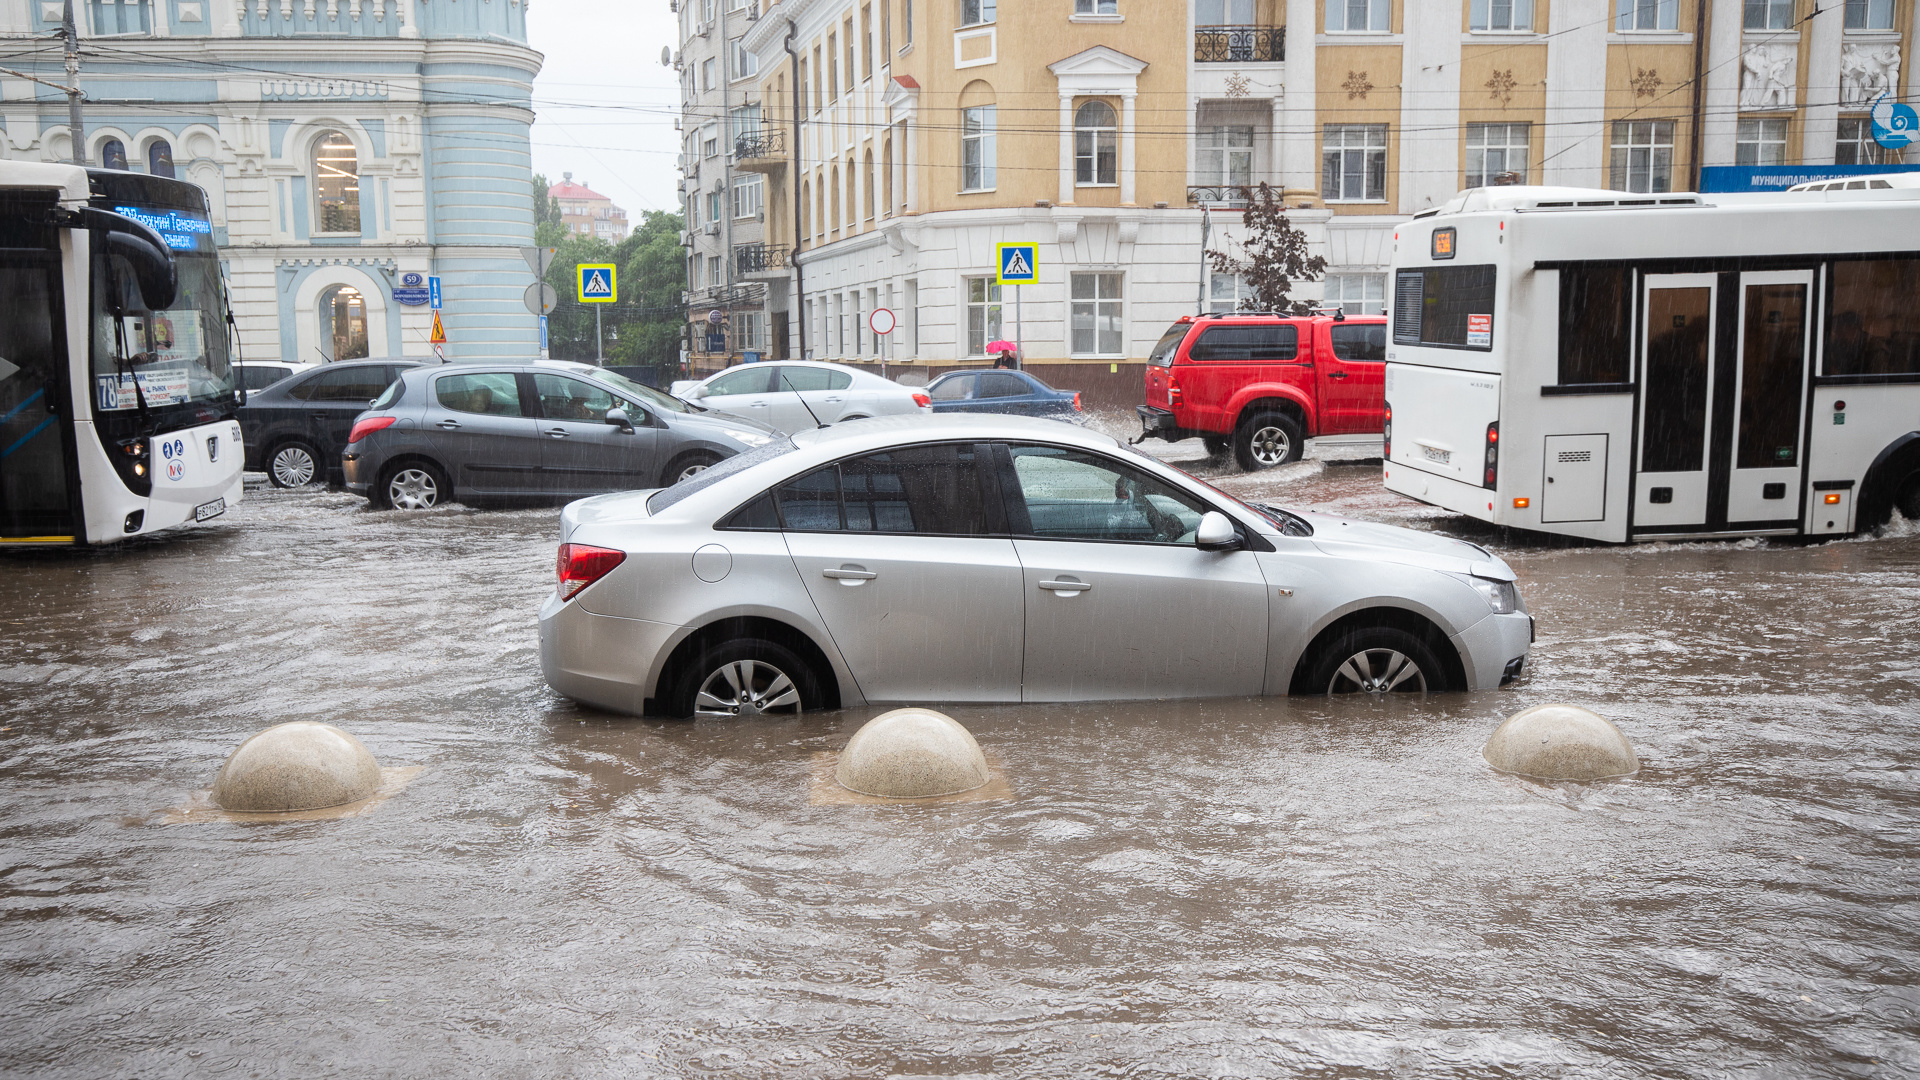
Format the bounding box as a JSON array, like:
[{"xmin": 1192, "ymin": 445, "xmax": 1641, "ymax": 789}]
[{"xmin": 526, "ymin": 0, "xmax": 684, "ymax": 217}]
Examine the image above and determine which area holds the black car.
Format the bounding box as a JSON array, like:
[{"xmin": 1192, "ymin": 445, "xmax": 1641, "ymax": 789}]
[{"xmin": 239, "ymin": 360, "xmax": 421, "ymax": 487}]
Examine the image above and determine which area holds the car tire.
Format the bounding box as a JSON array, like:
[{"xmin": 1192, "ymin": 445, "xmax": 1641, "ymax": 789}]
[
  {"xmin": 379, "ymin": 460, "xmax": 449, "ymax": 511},
  {"xmin": 664, "ymin": 638, "xmax": 823, "ymax": 719},
  {"xmin": 1233, "ymin": 411, "xmax": 1304, "ymax": 472},
  {"xmin": 1309, "ymin": 626, "xmax": 1448, "ymax": 696},
  {"xmin": 1202, "ymin": 434, "xmax": 1232, "ymax": 458},
  {"xmin": 266, "ymin": 441, "xmax": 321, "ymax": 488},
  {"xmin": 662, "ymin": 451, "xmax": 721, "ymax": 487}
]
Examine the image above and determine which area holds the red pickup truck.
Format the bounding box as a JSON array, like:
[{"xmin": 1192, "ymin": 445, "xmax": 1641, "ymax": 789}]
[{"xmin": 1136, "ymin": 312, "xmax": 1388, "ymax": 471}]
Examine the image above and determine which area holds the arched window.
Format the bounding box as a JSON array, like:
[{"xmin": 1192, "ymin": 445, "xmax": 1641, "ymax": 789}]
[
  {"xmin": 829, "ymin": 165, "xmax": 841, "ymax": 236},
  {"xmin": 147, "ymin": 139, "xmax": 175, "ymax": 178},
  {"xmin": 318, "ymin": 285, "xmax": 370, "ymax": 361},
  {"xmin": 101, "ymin": 139, "xmax": 129, "ymax": 171},
  {"xmin": 863, "ymin": 149, "xmax": 875, "ymax": 222},
  {"xmin": 313, "ymin": 130, "xmax": 361, "ymax": 234},
  {"xmin": 959, "ymin": 80, "xmax": 996, "ymax": 192},
  {"xmin": 815, "ymin": 173, "xmax": 826, "ymax": 239},
  {"xmin": 800, "ymin": 179, "xmax": 811, "ymax": 243},
  {"xmin": 844, "ymin": 157, "xmax": 856, "ymax": 228},
  {"xmin": 1075, "ymin": 101, "xmax": 1118, "ymax": 185},
  {"xmin": 882, "ymin": 138, "xmax": 894, "ymax": 218}
]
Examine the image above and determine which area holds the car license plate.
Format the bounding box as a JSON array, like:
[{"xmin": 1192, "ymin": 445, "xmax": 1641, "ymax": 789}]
[
  {"xmin": 194, "ymin": 497, "xmax": 226, "ymax": 522},
  {"xmin": 1422, "ymin": 446, "xmax": 1451, "ymax": 465}
]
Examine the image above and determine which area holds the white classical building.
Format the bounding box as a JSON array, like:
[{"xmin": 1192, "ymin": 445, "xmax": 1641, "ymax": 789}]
[{"xmin": 0, "ymin": 0, "xmax": 543, "ymax": 364}]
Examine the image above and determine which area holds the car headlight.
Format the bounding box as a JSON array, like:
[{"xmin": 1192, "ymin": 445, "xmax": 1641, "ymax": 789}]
[
  {"xmin": 1450, "ymin": 573, "xmax": 1519, "ymax": 614},
  {"xmin": 722, "ymin": 429, "xmax": 776, "ymax": 447}
]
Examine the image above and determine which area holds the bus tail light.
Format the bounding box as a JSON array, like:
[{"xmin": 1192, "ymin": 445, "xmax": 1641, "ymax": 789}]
[
  {"xmin": 1383, "ymin": 403, "xmax": 1392, "ymax": 459},
  {"xmin": 1484, "ymin": 422, "xmax": 1500, "ymax": 489},
  {"xmin": 556, "ymin": 544, "xmax": 625, "ymax": 601},
  {"xmin": 347, "ymin": 415, "xmax": 398, "ymax": 445}
]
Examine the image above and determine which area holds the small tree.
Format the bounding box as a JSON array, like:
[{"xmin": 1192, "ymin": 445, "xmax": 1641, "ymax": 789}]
[{"xmin": 1206, "ymin": 182, "xmax": 1327, "ymax": 315}]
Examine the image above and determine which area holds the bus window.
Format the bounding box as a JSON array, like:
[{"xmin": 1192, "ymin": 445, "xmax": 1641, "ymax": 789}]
[
  {"xmin": 1558, "ymin": 267, "xmax": 1633, "ymax": 384},
  {"xmin": 1392, "ymin": 265, "xmax": 1496, "ymax": 350},
  {"xmin": 1826, "ymin": 258, "xmax": 1920, "ymax": 377}
]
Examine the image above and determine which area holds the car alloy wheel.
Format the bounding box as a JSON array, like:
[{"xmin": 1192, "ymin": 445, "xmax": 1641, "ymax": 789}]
[
  {"xmin": 676, "ymin": 461, "xmax": 711, "ymax": 483},
  {"xmin": 1248, "ymin": 425, "xmax": 1293, "ymax": 467},
  {"xmin": 1326, "ymin": 648, "xmax": 1428, "ymax": 695},
  {"xmin": 269, "ymin": 444, "xmax": 318, "ymax": 488},
  {"xmin": 694, "ymin": 659, "xmax": 803, "ymax": 718},
  {"xmin": 387, "ymin": 467, "xmax": 441, "ymax": 510}
]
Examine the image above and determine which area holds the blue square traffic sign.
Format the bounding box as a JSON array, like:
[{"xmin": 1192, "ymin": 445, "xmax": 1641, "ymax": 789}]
[
  {"xmin": 427, "ymin": 276, "xmax": 442, "ymax": 310},
  {"xmin": 996, "ymin": 243, "xmax": 1038, "ymax": 285},
  {"xmin": 578, "ymin": 263, "xmax": 618, "ymax": 303}
]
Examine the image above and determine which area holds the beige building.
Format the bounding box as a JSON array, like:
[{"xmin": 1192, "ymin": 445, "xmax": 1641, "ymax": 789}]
[
  {"xmin": 550, "ymin": 174, "xmax": 630, "ymax": 242},
  {"xmin": 723, "ymin": 0, "xmax": 1915, "ymax": 401}
]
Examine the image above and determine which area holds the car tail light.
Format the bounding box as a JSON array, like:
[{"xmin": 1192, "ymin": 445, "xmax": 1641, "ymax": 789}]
[
  {"xmin": 348, "ymin": 415, "xmax": 398, "ymax": 445},
  {"xmin": 1484, "ymin": 421, "xmax": 1499, "ymax": 489},
  {"xmin": 1072, "ymin": 392, "xmax": 1082, "ymax": 411},
  {"xmin": 556, "ymin": 543, "xmax": 625, "ymax": 601},
  {"xmin": 1167, "ymin": 375, "xmax": 1181, "ymax": 406},
  {"xmin": 912, "ymin": 392, "xmax": 932, "ymax": 408},
  {"xmin": 1383, "ymin": 403, "xmax": 1392, "ymax": 459}
]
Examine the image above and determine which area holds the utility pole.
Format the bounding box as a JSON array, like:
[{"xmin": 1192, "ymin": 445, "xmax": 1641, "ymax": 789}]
[{"xmin": 62, "ymin": 0, "xmax": 86, "ymax": 165}]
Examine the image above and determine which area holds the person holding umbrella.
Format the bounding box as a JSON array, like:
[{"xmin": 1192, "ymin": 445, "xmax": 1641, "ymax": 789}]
[{"xmin": 987, "ymin": 338, "xmax": 1020, "ymax": 370}]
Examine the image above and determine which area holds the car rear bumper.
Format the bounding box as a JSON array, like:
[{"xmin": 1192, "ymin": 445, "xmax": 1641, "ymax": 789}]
[
  {"xmin": 538, "ymin": 591, "xmax": 682, "ymax": 716},
  {"xmin": 1137, "ymin": 405, "xmax": 1181, "ymax": 440}
]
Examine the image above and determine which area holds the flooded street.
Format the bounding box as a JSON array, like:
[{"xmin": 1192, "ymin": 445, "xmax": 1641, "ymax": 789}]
[{"xmin": 3, "ymin": 445, "xmax": 1918, "ymax": 1078}]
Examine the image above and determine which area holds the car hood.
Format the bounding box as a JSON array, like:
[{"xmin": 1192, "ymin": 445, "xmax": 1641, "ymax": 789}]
[
  {"xmin": 665, "ymin": 407, "xmax": 779, "ymax": 438},
  {"xmin": 1296, "ymin": 511, "xmax": 1516, "ymax": 581}
]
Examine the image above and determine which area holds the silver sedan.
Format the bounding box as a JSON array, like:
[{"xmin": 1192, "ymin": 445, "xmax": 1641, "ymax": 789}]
[{"xmin": 538, "ymin": 416, "xmax": 1532, "ymax": 717}]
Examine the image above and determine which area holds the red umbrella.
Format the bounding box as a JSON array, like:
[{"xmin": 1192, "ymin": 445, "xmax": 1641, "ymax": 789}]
[{"xmin": 986, "ymin": 340, "xmax": 1018, "ymax": 354}]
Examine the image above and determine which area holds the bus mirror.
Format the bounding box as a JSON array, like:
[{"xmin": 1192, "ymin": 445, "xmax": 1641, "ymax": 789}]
[{"xmin": 80, "ymin": 208, "xmax": 178, "ymax": 314}]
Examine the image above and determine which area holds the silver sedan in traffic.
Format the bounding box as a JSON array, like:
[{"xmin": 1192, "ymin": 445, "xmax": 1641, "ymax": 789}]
[{"xmin": 538, "ymin": 416, "xmax": 1532, "ymax": 717}]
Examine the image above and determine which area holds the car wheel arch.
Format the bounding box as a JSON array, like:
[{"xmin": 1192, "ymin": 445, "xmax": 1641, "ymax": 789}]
[
  {"xmin": 1285, "ymin": 603, "xmax": 1470, "ymax": 694},
  {"xmin": 647, "ymin": 614, "xmax": 851, "ymax": 716},
  {"xmin": 1232, "ymin": 393, "xmax": 1313, "ymax": 436}
]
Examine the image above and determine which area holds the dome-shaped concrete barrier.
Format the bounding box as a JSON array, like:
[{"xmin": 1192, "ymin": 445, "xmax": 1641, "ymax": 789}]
[
  {"xmin": 835, "ymin": 708, "xmax": 991, "ymax": 799},
  {"xmin": 211, "ymin": 722, "xmax": 383, "ymax": 812},
  {"xmin": 1483, "ymin": 704, "xmax": 1639, "ymax": 782}
]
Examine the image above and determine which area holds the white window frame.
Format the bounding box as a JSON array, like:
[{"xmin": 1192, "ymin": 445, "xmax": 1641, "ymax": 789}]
[
  {"xmin": 1208, "ymin": 271, "xmax": 1254, "ymax": 313},
  {"xmin": 706, "ymin": 189, "xmax": 724, "ymax": 223},
  {"xmin": 1073, "ymin": 0, "xmax": 1119, "ymax": 14},
  {"xmin": 1324, "ymin": 273, "xmax": 1387, "ymax": 316},
  {"xmin": 1609, "ymin": 120, "xmax": 1675, "ymax": 194},
  {"xmin": 1615, "ymin": 0, "xmax": 1678, "ymax": 31},
  {"xmin": 701, "ymin": 57, "xmax": 716, "ymax": 91},
  {"xmin": 1469, "ymin": 0, "xmax": 1532, "ymax": 31},
  {"xmin": 708, "ymin": 254, "xmax": 724, "ymax": 288},
  {"xmin": 1743, "ymin": 0, "xmax": 1794, "ymax": 30},
  {"xmin": 1322, "ymin": 124, "xmax": 1388, "ymax": 202},
  {"xmin": 965, "ymin": 277, "xmax": 1003, "ymax": 356},
  {"xmin": 1198, "ymin": 125, "xmax": 1254, "ymax": 186},
  {"xmin": 1465, "ymin": 121, "xmax": 1529, "ymax": 187},
  {"xmin": 1844, "ymin": 0, "xmax": 1894, "ymax": 29},
  {"xmin": 962, "ymin": 104, "xmax": 996, "ymax": 192},
  {"xmin": 1735, "ymin": 117, "xmax": 1789, "ymax": 166},
  {"xmin": 1075, "ymin": 101, "xmax": 1119, "ymax": 186},
  {"xmin": 1069, "ymin": 272, "xmax": 1124, "ymax": 357},
  {"xmin": 961, "ymin": 0, "xmax": 995, "ymax": 27},
  {"xmin": 732, "ymin": 175, "xmax": 764, "ymax": 219},
  {"xmin": 729, "ymin": 38, "xmax": 760, "ymax": 81},
  {"xmin": 1836, "ymin": 117, "xmax": 1904, "ymax": 164},
  {"xmin": 1326, "ymin": 0, "xmax": 1390, "ymax": 33}
]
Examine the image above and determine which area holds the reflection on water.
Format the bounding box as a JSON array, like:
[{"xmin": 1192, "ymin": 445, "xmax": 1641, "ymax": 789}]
[{"xmin": 1, "ymin": 473, "xmax": 1917, "ymax": 1077}]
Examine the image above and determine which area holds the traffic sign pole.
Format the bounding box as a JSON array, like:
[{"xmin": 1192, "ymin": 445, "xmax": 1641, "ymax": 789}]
[{"xmin": 995, "ymin": 243, "xmax": 1038, "ymax": 371}]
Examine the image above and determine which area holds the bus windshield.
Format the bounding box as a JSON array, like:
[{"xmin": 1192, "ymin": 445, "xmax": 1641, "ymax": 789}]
[{"xmin": 89, "ymin": 200, "xmax": 233, "ymax": 427}]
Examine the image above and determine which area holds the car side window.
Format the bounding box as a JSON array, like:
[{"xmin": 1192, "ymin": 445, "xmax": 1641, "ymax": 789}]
[
  {"xmin": 532, "ymin": 374, "xmax": 619, "ymax": 422},
  {"xmin": 1005, "ymin": 444, "xmax": 1208, "ymax": 545},
  {"xmin": 1330, "ymin": 323, "xmax": 1387, "ymax": 362},
  {"xmin": 772, "ymin": 443, "xmax": 992, "ymax": 535},
  {"xmin": 827, "ymin": 370, "xmax": 853, "ymax": 390},
  {"xmin": 706, "ymin": 367, "xmax": 771, "ymax": 397},
  {"xmin": 772, "ymin": 365, "xmax": 836, "ymax": 392},
  {"xmin": 241, "ymin": 366, "xmax": 288, "ymax": 391},
  {"xmin": 305, "ymin": 366, "xmax": 395, "ymax": 403},
  {"xmin": 978, "ymin": 373, "xmax": 1028, "ymax": 398},
  {"xmin": 1189, "ymin": 324, "xmax": 1298, "ymax": 362},
  {"xmin": 929, "ymin": 375, "xmax": 972, "ymax": 401},
  {"xmin": 434, "ymin": 372, "xmax": 524, "ymax": 416}
]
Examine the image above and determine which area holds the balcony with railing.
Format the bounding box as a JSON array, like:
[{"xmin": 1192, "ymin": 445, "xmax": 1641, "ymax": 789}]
[
  {"xmin": 1188, "ymin": 185, "xmax": 1255, "ymax": 208},
  {"xmin": 1194, "ymin": 25, "xmax": 1284, "ymax": 63},
  {"xmin": 732, "ymin": 128, "xmax": 788, "ymax": 173},
  {"xmin": 734, "ymin": 243, "xmax": 790, "ymax": 277},
  {"xmin": 237, "ymin": 0, "xmax": 413, "ymax": 38}
]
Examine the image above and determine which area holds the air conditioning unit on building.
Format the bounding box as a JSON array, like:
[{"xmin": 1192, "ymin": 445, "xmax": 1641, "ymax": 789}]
[
  {"xmin": 756, "ymin": 209, "xmax": 766, "ymax": 223},
  {"xmin": 705, "ymin": 221, "xmax": 720, "ymax": 236},
  {"xmin": 679, "ymin": 230, "xmax": 692, "ymax": 245}
]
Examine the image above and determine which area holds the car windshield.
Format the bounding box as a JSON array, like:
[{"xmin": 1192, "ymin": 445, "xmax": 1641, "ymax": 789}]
[
  {"xmin": 1148, "ymin": 323, "xmax": 1189, "ymax": 367},
  {"xmin": 645, "ymin": 435, "xmax": 799, "ymax": 514},
  {"xmin": 589, "ymin": 368, "xmax": 695, "ymax": 414}
]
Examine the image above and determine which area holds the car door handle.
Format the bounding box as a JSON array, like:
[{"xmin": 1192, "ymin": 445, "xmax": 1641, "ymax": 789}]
[
  {"xmin": 437, "ymin": 420, "xmax": 462, "ymax": 430},
  {"xmin": 1328, "ymin": 371, "xmax": 1349, "ymax": 379},
  {"xmin": 823, "ymin": 396, "xmax": 845, "ymax": 403},
  {"xmin": 821, "ymin": 567, "xmax": 877, "ymax": 581},
  {"xmin": 545, "ymin": 427, "xmax": 571, "ymax": 438},
  {"xmin": 1038, "ymin": 579, "xmax": 1092, "ymax": 592}
]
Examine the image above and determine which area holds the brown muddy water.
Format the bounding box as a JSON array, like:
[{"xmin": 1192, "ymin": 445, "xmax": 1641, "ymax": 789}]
[{"xmin": 2, "ymin": 450, "xmax": 1917, "ymax": 1078}]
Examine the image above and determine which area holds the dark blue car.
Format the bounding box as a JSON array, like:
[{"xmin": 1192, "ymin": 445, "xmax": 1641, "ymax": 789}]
[{"xmin": 925, "ymin": 369, "xmax": 1083, "ymax": 419}]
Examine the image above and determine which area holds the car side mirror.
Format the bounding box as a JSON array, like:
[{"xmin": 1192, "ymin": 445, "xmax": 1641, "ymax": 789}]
[
  {"xmin": 605, "ymin": 406, "xmax": 634, "ymax": 433},
  {"xmin": 685, "ymin": 385, "xmax": 710, "ymax": 400},
  {"xmin": 1195, "ymin": 510, "xmax": 1242, "ymax": 552}
]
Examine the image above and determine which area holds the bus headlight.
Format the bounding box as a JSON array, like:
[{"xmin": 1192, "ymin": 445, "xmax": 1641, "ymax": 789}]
[{"xmin": 1449, "ymin": 572, "xmax": 1519, "ymax": 614}]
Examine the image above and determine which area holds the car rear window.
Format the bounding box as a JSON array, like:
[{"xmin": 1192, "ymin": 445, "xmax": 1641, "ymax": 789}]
[
  {"xmin": 1148, "ymin": 324, "xmax": 1189, "ymax": 368},
  {"xmin": 1189, "ymin": 324, "xmax": 1298, "ymax": 362},
  {"xmin": 645, "ymin": 436, "xmax": 799, "ymax": 514},
  {"xmin": 1330, "ymin": 323, "xmax": 1387, "ymax": 362}
]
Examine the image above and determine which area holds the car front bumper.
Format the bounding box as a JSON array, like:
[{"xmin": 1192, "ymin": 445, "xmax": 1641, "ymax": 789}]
[{"xmin": 1451, "ymin": 610, "xmax": 1535, "ymax": 690}]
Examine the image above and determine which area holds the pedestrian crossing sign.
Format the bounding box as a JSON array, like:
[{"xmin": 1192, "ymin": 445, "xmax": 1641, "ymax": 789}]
[
  {"xmin": 578, "ymin": 263, "xmax": 617, "ymax": 304},
  {"xmin": 996, "ymin": 243, "xmax": 1038, "ymax": 285}
]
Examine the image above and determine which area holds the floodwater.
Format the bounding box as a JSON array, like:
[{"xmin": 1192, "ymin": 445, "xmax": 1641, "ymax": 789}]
[{"xmin": 2, "ymin": 441, "xmax": 1918, "ymax": 1078}]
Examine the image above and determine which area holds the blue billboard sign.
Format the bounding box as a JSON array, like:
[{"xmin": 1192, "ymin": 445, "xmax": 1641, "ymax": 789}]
[{"xmin": 1698, "ymin": 164, "xmax": 1920, "ymax": 193}]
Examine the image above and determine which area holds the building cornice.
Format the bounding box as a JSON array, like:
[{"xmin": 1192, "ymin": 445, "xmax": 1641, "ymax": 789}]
[{"xmin": 741, "ymin": 0, "xmax": 826, "ymax": 55}]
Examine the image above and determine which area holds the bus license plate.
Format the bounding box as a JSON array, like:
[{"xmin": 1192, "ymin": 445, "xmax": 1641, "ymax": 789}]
[
  {"xmin": 194, "ymin": 498, "xmax": 226, "ymax": 522},
  {"xmin": 1422, "ymin": 446, "xmax": 1451, "ymax": 465}
]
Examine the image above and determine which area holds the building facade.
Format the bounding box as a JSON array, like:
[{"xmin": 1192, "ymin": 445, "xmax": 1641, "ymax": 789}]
[
  {"xmin": 0, "ymin": 0, "xmax": 543, "ymax": 364},
  {"xmin": 551, "ymin": 173, "xmax": 630, "ymax": 242}
]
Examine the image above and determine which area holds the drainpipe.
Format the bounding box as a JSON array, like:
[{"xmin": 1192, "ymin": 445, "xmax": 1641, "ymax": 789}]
[
  {"xmin": 784, "ymin": 19, "xmax": 808, "ymax": 361},
  {"xmin": 1687, "ymin": 0, "xmax": 1707, "ymax": 190}
]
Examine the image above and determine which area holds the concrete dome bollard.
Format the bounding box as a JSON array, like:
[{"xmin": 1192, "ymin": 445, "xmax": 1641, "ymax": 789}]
[
  {"xmin": 835, "ymin": 708, "xmax": 991, "ymax": 799},
  {"xmin": 1483, "ymin": 704, "xmax": 1639, "ymax": 782},
  {"xmin": 212, "ymin": 722, "xmax": 383, "ymax": 812}
]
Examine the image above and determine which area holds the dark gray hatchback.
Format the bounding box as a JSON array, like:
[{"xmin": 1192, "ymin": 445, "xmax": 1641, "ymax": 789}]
[{"xmin": 342, "ymin": 361, "xmax": 784, "ymax": 509}]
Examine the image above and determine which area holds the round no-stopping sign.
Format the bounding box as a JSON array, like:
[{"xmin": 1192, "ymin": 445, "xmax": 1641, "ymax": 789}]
[{"xmin": 869, "ymin": 307, "xmax": 897, "ymax": 336}]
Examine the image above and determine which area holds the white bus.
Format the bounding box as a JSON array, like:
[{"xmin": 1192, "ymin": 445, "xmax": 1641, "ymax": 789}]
[
  {"xmin": 0, "ymin": 162, "xmax": 242, "ymax": 548},
  {"xmin": 1381, "ymin": 181, "xmax": 1920, "ymax": 543}
]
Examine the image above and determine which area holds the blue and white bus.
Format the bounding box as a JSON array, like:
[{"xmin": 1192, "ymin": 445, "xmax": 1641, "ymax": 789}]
[
  {"xmin": 0, "ymin": 162, "xmax": 242, "ymax": 547},
  {"xmin": 1381, "ymin": 179, "xmax": 1920, "ymax": 542}
]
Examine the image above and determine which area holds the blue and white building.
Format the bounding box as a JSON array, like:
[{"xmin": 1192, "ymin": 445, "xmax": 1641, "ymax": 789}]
[{"xmin": 0, "ymin": 0, "xmax": 543, "ymax": 363}]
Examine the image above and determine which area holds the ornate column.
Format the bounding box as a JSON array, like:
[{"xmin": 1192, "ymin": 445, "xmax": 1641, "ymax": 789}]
[{"xmin": 398, "ymin": 0, "xmax": 417, "ymax": 38}]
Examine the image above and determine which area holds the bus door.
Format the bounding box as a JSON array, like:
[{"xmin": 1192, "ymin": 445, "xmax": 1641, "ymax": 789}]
[
  {"xmin": 0, "ymin": 246, "xmax": 76, "ymax": 543},
  {"xmin": 1636, "ymin": 274, "xmax": 1718, "ymax": 528},
  {"xmin": 1723, "ymin": 270, "xmax": 1813, "ymax": 525}
]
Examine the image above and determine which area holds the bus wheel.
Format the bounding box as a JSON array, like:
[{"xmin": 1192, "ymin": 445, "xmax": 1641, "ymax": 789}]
[
  {"xmin": 1898, "ymin": 471, "xmax": 1920, "ymax": 521},
  {"xmin": 383, "ymin": 461, "xmax": 447, "ymax": 511},
  {"xmin": 1234, "ymin": 411, "xmax": 1303, "ymax": 471},
  {"xmin": 267, "ymin": 441, "xmax": 320, "ymax": 488}
]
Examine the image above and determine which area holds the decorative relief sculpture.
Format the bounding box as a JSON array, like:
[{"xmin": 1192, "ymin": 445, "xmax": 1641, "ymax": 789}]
[
  {"xmin": 1486, "ymin": 68, "xmax": 1516, "ymax": 105},
  {"xmin": 1343, "ymin": 71, "xmax": 1373, "ymax": 101},
  {"xmin": 1840, "ymin": 43, "xmax": 1901, "ymax": 108},
  {"xmin": 1631, "ymin": 68, "xmax": 1660, "ymax": 98},
  {"xmin": 1740, "ymin": 44, "xmax": 1796, "ymax": 110}
]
